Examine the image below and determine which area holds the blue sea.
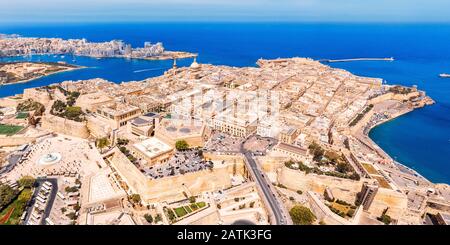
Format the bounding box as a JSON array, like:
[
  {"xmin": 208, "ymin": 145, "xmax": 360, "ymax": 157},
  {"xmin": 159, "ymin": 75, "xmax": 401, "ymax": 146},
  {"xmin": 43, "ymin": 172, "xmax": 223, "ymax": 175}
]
[{"xmin": 0, "ymin": 23, "xmax": 449, "ymax": 183}]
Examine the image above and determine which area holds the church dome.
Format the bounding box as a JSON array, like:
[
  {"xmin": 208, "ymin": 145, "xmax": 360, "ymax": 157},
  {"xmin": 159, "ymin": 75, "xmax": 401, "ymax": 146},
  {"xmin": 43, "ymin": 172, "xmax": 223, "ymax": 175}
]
[{"xmin": 190, "ymin": 57, "xmax": 200, "ymax": 69}]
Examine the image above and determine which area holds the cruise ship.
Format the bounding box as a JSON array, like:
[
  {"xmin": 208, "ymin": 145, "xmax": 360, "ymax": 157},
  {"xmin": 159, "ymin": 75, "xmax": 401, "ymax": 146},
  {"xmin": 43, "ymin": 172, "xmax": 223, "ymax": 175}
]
[{"xmin": 439, "ymin": 73, "xmax": 450, "ymax": 78}]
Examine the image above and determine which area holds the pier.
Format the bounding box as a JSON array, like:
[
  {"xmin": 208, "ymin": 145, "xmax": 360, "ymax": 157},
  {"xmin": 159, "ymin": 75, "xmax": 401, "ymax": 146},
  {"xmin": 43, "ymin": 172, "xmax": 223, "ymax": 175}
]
[{"xmin": 321, "ymin": 57, "xmax": 394, "ymax": 63}]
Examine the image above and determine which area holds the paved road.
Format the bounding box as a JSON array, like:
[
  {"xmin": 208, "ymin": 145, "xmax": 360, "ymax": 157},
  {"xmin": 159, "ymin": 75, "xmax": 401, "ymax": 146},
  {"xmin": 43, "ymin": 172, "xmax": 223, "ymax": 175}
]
[{"xmin": 240, "ymin": 137, "xmax": 291, "ymax": 225}]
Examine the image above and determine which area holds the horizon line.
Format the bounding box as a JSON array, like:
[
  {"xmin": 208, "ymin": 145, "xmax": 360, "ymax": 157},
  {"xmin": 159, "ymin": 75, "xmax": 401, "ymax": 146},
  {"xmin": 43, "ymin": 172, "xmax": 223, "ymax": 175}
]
[{"xmin": 1, "ymin": 20, "xmax": 450, "ymax": 26}]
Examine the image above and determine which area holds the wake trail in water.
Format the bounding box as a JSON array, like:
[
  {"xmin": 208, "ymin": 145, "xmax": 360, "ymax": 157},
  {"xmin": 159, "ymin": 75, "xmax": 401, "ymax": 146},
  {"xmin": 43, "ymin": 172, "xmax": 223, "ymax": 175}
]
[{"xmin": 133, "ymin": 67, "xmax": 169, "ymax": 73}]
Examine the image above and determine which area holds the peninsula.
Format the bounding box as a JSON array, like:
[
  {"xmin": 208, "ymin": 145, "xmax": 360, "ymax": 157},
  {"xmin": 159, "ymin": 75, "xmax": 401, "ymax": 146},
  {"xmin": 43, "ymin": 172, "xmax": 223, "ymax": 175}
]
[
  {"xmin": 0, "ymin": 34, "xmax": 196, "ymax": 60},
  {"xmin": 0, "ymin": 57, "xmax": 448, "ymax": 226},
  {"xmin": 0, "ymin": 61, "xmax": 82, "ymax": 85}
]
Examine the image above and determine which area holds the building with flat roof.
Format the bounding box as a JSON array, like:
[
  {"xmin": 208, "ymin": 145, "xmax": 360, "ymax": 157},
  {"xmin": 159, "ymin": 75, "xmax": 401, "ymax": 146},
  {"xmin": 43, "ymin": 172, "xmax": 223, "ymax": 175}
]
[
  {"xmin": 132, "ymin": 137, "xmax": 174, "ymax": 166},
  {"xmin": 272, "ymin": 142, "xmax": 309, "ymax": 163},
  {"xmin": 279, "ymin": 126, "xmax": 300, "ymax": 144},
  {"xmin": 154, "ymin": 118, "xmax": 207, "ymax": 147},
  {"xmin": 127, "ymin": 112, "xmax": 161, "ymax": 137},
  {"xmin": 213, "ymin": 108, "xmax": 258, "ymax": 138},
  {"xmin": 75, "ymin": 92, "xmax": 114, "ymax": 112},
  {"xmin": 96, "ymin": 102, "xmax": 141, "ymax": 129}
]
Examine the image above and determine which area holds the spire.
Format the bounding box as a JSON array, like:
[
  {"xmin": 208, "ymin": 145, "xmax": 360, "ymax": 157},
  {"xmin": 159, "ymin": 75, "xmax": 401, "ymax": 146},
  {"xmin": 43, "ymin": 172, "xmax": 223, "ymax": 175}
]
[{"xmin": 173, "ymin": 58, "xmax": 177, "ymax": 69}]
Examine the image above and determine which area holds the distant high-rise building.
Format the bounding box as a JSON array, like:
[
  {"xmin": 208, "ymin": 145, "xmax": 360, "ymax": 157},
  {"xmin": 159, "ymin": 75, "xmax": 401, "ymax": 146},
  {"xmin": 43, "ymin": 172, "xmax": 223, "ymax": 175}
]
[
  {"xmin": 357, "ymin": 182, "xmax": 379, "ymax": 211},
  {"xmin": 125, "ymin": 44, "xmax": 132, "ymax": 56}
]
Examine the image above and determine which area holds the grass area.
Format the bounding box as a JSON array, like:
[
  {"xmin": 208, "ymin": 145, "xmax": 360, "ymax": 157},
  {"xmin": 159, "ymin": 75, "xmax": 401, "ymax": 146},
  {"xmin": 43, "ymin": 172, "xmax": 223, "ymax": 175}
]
[
  {"xmin": 0, "ymin": 124, "xmax": 24, "ymax": 136},
  {"xmin": 373, "ymin": 176, "xmax": 391, "ymax": 189},
  {"xmin": 331, "ymin": 202, "xmax": 351, "ymax": 214},
  {"xmin": 362, "ymin": 163, "xmax": 379, "ymax": 175},
  {"xmin": 328, "ymin": 200, "xmax": 356, "ymax": 218},
  {"xmin": 15, "ymin": 112, "xmax": 29, "ymax": 119},
  {"xmin": 174, "ymin": 207, "xmax": 188, "ymax": 217},
  {"xmin": 172, "ymin": 202, "xmax": 208, "ymax": 219},
  {"xmin": 0, "ymin": 188, "xmax": 32, "ymax": 225}
]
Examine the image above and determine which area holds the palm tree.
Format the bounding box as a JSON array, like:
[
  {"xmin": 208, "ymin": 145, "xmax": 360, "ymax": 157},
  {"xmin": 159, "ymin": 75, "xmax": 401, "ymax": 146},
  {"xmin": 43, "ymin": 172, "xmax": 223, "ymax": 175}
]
[{"xmin": 96, "ymin": 137, "xmax": 110, "ymax": 153}]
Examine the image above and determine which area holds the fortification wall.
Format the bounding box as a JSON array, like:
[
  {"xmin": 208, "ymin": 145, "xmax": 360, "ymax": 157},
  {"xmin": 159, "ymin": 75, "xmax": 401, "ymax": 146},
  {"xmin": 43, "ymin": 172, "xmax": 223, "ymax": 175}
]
[
  {"xmin": 23, "ymin": 88, "xmax": 51, "ymax": 106},
  {"xmin": 368, "ymin": 91, "xmax": 420, "ymax": 104},
  {"xmin": 0, "ymin": 97, "xmax": 23, "ymax": 108},
  {"xmin": 0, "ymin": 136, "xmax": 36, "ymax": 147},
  {"xmin": 307, "ymin": 191, "xmax": 351, "ymax": 225},
  {"xmin": 144, "ymin": 165, "xmax": 234, "ymax": 203},
  {"xmin": 41, "ymin": 114, "xmax": 90, "ymax": 139},
  {"xmin": 155, "ymin": 128, "xmax": 205, "ymax": 148},
  {"xmin": 109, "ymin": 148, "xmax": 148, "ymax": 195},
  {"xmin": 86, "ymin": 115, "xmax": 111, "ymax": 138},
  {"xmin": 203, "ymin": 152, "xmax": 247, "ymax": 176},
  {"xmin": 110, "ymin": 149, "xmax": 246, "ymax": 203},
  {"xmin": 277, "ymin": 166, "xmax": 408, "ymax": 221},
  {"xmin": 278, "ymin": 166, "xmax": 362, "ymax": 203},
  {"xmin": 368, "ymin": 188, "xmax": 408, "ymax": 220}
]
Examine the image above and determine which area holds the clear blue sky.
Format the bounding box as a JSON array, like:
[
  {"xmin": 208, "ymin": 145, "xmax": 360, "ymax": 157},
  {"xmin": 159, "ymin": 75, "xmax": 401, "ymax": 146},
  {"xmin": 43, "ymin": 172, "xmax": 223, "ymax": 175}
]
[{"xmin": 1, "ymin": 0, "xmax": 450, "ymax": 23}]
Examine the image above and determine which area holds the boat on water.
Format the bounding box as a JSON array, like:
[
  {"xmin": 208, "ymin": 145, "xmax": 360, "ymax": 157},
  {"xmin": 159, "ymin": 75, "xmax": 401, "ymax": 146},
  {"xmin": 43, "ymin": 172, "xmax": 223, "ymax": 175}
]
[{"xmin": 439, "ymin": 73, "xmax": 450, "ymax": 78}]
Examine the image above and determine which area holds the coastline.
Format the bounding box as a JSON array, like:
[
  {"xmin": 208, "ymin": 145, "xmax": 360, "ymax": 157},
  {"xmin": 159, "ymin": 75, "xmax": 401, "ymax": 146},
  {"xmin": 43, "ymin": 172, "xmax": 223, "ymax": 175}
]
[
  {"xmin": 0, "ymin": 51, "xmax": 197, "ymax": 62},
  {"xmin": 362, "ymin": 104, "xmax": 434, "ymax": 184},
  {"xmin": 0, "ymin": 65, "xmax": 85, "ymax": 86},
  {"xmin": 141, "ymin": 51, "xmax": 197, "ymax": 61}
]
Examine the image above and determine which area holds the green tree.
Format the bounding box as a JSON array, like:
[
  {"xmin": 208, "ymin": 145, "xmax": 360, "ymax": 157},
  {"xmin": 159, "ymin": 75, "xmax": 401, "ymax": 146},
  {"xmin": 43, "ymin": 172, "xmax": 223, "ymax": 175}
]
[
  {"xmin": 189, "ymin": 196, "xmax": 196, "ymax": 203},
  {"xmin": 74, "ymin": 204, "xmax": 81, "ymax": 212},
  {"xmin": 18, "ymin": 176, "xmax": 35, "ymax": 188},
  {"xmin": 131, "ymin": 194, "xmax": 141, "ymax": 204},
  {"xmin": 18, "ymin": 188, "xmax": 32, "ymax": 204},
  {"xmin": 197, "ymin": 149, "xmax": 203, "ymax": 157},
  {"xmin": 175, "ymin": 140, "xmax": 189, "ymax": 151},
  {"xmin": 65, "ymin": 186, "xmax": 78, "ymax": 193},
  {"xmin": 377, "ymin": 208, "xmax": 392, "ymax": 225},
  {"xmin": 289, "ymin": 205, "xmax": 316, "ymax": 225},
  {"xmin": 144, "ymin": 214, "xmax": 153, "ymax": 223},
  {"xmin": 154, "ymin": 214, "xmax": 162, "ymax": 223},
  {"xmin": 349, "ymin": 172, "xmax": 361, "ymax": 181},
  {"xmin": 336, "ymin": 161, "xmax": 352, "ymax": 173},
  {"xmin": 0, "ymin": 184, "xmax": 18, "ymax": 209},
  {"xmin": 309, "ymin": 142, "xmax": 324, "ymax": 162},
  {"xmin": 347, "ymin": 209, "xmax": 355, "ymax": 217},
  {"xmin": 167, "ymin": 209, "xmax": 176, "ymax": 221},
  {"xmin": 96, "ymin": 137, "xmax": 110, "ymax": 153},
  {"xmin": 64, "ymin": 106, "xmax": 84, "ymax": 121},
  {"xmin": 51, "ymin": 100, "xmax": 67, "ymax": 114},
  {"xmin": 117, "ymin": 138, "xmax": 129, "ymax": 146}
]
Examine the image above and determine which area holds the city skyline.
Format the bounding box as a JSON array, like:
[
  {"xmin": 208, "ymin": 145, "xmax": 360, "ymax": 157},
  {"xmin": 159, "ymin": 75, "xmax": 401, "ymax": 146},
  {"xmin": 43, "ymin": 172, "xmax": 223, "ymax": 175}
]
[{"xmin": 1, "ymin": 0, "xmax": 450, "ymax": 23}]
